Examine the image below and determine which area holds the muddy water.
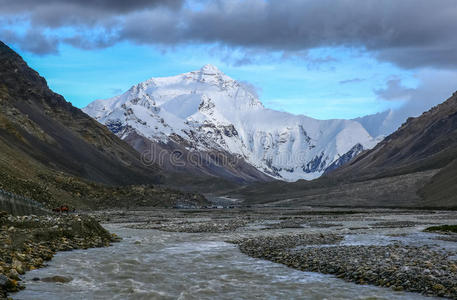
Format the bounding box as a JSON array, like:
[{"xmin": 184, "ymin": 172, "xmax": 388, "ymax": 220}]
[{"xmin": 13, "ymin": 223, "xmax": 438, "ymax": 300}]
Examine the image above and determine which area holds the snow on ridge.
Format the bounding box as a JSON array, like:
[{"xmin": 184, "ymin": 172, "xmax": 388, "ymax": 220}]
[{"xmin": 83, "ymin": 65, "xmax": 385, "ymax": 182}]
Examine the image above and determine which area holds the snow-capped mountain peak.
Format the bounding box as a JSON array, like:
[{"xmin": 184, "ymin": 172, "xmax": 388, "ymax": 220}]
[
  {"xmin": 83, "ymin": 65, "xmax": 382, "ymax": 182},
  {"xmin": 200, "ymin": 63, "xmax": 222, "ymax": 75}
]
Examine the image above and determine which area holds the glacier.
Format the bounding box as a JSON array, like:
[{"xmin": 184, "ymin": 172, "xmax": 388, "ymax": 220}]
[{"xmin": 83, "ymin": 64, "xmax": 386, "ymax": 182}]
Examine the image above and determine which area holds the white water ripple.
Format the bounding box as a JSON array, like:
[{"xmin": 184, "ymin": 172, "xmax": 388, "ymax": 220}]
[{"xmin": 13, "ymin": 224, "xmax": 439, "ymax": 300}]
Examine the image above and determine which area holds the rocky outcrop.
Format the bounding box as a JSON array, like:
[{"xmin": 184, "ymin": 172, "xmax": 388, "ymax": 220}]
[
  {"xmin": 324, "ymin": 143, "xmax": 364, "ymax": 174},
  {"xmin": 0, "ymin": 211, "xmax": 117, "ymax": 298}
]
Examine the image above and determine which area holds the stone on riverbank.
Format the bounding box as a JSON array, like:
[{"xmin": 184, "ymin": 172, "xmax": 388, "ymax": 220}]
[
  {"xmin": 0, "ymin": 211, "xmax": 116, "ymax": 299},
  {"xmin": 235, "ymin": 234, "xmax": 457, "ymax": 299},
  {"xmin": 41, "ymin": 275, "xmax": 73, "ymax": 283}
]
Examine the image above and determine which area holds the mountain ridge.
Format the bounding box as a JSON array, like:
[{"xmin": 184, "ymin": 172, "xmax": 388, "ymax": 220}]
[
  {"xmin": 228, "ymin": 91, "xmax": 457, "ymax": 208},
  {"xmin": 84, "ymin": 64, "xmax": 386, "ymax": 182},
  {"xmin": 0, "ymin": 41, "xmax": 209, "ymax": 209}
]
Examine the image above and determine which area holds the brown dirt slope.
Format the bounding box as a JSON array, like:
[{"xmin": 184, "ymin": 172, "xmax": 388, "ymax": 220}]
[
  {"xmin": 229, "ymin": 92, "xmax": 457, "ymax": 208},
  {"xmin": 0, "ymin": 41, "xmax": 210, "ymax": 208}
]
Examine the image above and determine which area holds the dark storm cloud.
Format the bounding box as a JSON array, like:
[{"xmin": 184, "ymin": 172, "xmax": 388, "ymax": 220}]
[
  {"xmin": 117, "ymin": 0, "xmax": 457, "ymax": 69},
  {"xmin": 0, "ymin": 0, "xmax": 183, "ymax": 27},
  {"xmin": 0, "ymin": 0, "xmax": 183, "ymax": 13},
  {"xmin": 0, "ymin": 29, "xmax": 59, "ymax": 55},
  {"xmin": 1, "ymin": 0, "xmax": 457, "ymax": 69}
]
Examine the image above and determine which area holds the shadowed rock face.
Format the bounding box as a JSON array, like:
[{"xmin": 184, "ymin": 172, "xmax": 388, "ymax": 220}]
[
  {"xmin": 123, "ymin": 131, "xmax": 274, "ymax": 184},
  {"xmin": 230, "ymin": 91, "xmax": 457, "ymax": 208},
  {"xmin": 0, "ymin": 41, "xmax": 163, "ymax": 187},
  {"xmin": 0, "ymin": 41, "xmax": 237, "ymax": 208},
  {"xmin": 0, "ymin": 41, "xmax": 213, "ymax": 208},
  {"xmin": 324, "ymin": 143, "xmax": 364, "ymax": 174}
]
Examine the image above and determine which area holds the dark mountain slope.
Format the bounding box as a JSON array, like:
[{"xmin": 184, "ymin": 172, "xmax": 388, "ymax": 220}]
[
  {"xmin": 0, "ymin": 41, "xmax": 163, "ymax": 185},
  {"xmin": 123, "ymin": 131, "xmax": 274, "ymax": 184},
  {"xmin": 0, "ymin": 41, "xmax": 210, "ymax": 208},
  {"xmin": 229, "ymin": 92, "xmax": 457, "ymax": 208},
  {"xmin": 418, "ymin": 158, "xmax": 457, "ymax": 206},
  {"xmin": 333, "ymin": 91, "xmax": 457, "ymax": 180}
]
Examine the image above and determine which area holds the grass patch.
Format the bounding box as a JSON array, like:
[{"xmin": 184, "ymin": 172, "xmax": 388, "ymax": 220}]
[{"xmin": 424, "ymin": 224, "xmax": 457, "ymax": 233}]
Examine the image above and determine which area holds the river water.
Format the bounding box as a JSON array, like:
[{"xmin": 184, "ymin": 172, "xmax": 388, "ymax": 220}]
[{"xmin": 13, "ymin": 223, "xmax": 438, "ymax": 300}]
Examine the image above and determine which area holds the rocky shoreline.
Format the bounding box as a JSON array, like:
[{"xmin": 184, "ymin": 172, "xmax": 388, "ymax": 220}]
[
  {"xmin": 129, "ymin": 217, "xmax": 249, "ymax": 233},
  {"xmin": 14, "ymin": 208, "xmax": 455, "ymax": 299},
  {"xmin": 0, "ymin": 211, "xmax": 118, "ymax": 299},
  {"xmin": 234, "ymin": 233, "xmax": 457, "ymax": 299},
  {"xmin": 92, "ymin": 208, "xmax": 457, "ymax": 299}
]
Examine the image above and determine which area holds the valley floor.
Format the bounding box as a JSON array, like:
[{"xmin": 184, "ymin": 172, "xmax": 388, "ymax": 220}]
[{"xmin": 10, "ymin": 207, "xmax": 457, "ymax": 299}]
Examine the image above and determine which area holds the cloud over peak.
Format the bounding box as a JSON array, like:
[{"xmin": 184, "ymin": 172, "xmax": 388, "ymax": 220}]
[{"xmin": 1, "ymin": 0, "xmax": 456, "ymax": 70}]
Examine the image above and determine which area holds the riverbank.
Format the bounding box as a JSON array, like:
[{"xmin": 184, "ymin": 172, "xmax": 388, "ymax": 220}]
[
  {"xmin": 95, "ymin": 207, "xmax": 457, "ymax": 299},
  {"xmin": 235, "ymin": 234, "xmax": 457, "ymax": 298},
  {"xmin": 0, "ymin": 211, "xmax": 117, "ymax": 299},
  {"xmin": 12, "ymin": 222, "xmax": 440, "ymax": 300},
  {"xmin": 6, "ymin": 207, "xmax": 457, "ymax": 299}
]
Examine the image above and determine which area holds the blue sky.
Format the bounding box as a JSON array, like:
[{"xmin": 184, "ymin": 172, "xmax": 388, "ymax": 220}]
[
  {"xmin": 2, "ymin": 0, "xmax": 456, "ymax": 122},
  {"xmin": 13, "ymin": 42, "xmax": 415, "ymax": 120}
]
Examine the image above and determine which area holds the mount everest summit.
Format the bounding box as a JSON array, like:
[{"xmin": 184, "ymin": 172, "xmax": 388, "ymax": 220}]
[{"xmin": 83, "ymin": 64, "xmax": 389, "ymax": 182}]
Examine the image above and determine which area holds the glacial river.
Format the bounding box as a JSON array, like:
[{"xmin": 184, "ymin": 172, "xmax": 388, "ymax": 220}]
[{"xmin": 12, "ymin": 223, "xmax": 439, "ymax": 300}]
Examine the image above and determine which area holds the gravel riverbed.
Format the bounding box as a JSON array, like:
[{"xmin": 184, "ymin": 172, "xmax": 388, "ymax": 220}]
[
  {"xmin": 235, "ymin": 234, "xmax": 457, "ymax": 298},
  {"xmin": 107, "ymin": 207, "xmax": 457, "ymax": 299},
  {"xmin": 4, "ymin": 207, "xmax": 457, "ymax": 299},
  {"xmin": 0, "ymin": 211, "xmax": 117, "ymax": 299}
]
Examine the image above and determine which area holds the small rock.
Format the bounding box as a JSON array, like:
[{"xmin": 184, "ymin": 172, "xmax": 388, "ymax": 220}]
[
  {"xmin": 0, "ymin": 274, "xmax": 8, "ymax": 287},
  {"xmin": 5, "ymin": 278, "xmax": 18, "ymax": 292},
  {"xmin": 450, "ymin": 264, "xmax": 457, "ymax": 273},
  {"xmin": 433, "ymin": 283, "xmax": 445, "ymax": 291},
  {"xmin": 8, "ymin": 269, "xmax": 20, "ymax": 281},
  {"xmin": 392, "ymin": 285, "xmax": 404, "ymax": 291},
  {"xmin": 12, "ymin": 258, "xmax": 25, "ymax": 274},
  {"xmin": 41, "ymin": 275, "xmax": 73, "ymax": 283}
]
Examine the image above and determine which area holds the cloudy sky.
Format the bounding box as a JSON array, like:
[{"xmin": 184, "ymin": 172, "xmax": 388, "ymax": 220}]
[{"xmin": 1, "ymin": 0, "xmax": 457, "ymax": 122}]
